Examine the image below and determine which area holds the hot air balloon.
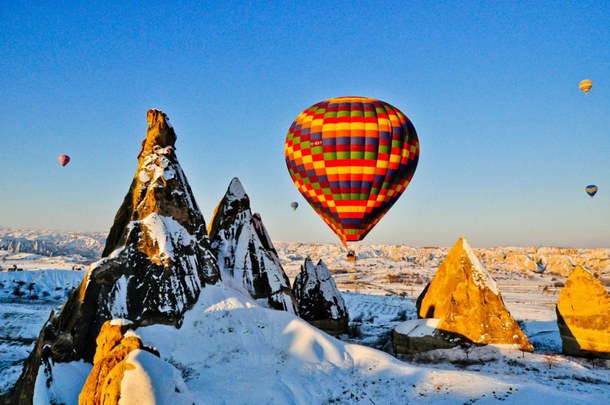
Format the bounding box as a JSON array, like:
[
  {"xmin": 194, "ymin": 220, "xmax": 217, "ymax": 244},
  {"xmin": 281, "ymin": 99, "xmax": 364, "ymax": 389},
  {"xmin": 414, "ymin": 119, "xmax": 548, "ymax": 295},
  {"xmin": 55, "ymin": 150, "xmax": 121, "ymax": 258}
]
[
  {"xmin": 57, "ymin": 155, "xmax": 71, "ymax": 167},
  {"xmin": 285, "ymin": 96, "xmax": 419, "ymax": 247},
  {"xmin": 291, "ymin": 202, "xmax": 299, "ymax": 211},
  {"xmin": 579, "ymin": 79, "xmax": 593, "ymax": 94},
  {"xmin": 585, "ymin": 185, "xmax": 598, "ymax": 197}
]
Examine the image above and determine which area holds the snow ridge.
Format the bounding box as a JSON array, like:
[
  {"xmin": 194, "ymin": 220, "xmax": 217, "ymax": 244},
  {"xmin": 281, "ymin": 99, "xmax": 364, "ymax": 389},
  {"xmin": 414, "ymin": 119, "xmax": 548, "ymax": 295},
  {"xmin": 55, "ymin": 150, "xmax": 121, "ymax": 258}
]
[{"xmin": 462, "ymin": 238, "xmax": 499, "ymax": 294}]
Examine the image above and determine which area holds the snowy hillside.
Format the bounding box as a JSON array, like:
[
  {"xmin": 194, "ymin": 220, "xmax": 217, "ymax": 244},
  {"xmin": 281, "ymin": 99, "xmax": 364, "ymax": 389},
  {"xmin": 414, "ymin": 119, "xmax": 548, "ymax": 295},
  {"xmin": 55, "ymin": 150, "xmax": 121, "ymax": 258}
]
[
  {"xmin": 1, "ymin": 231, "xmax": 609, "ymax": 402},
  {"xmin": 29, "ymin": 282, "xmax": 610, "ymax": 404},
  {"xmin": 0, "ymin": 228, "xmax": 106, "ymax": 261}
]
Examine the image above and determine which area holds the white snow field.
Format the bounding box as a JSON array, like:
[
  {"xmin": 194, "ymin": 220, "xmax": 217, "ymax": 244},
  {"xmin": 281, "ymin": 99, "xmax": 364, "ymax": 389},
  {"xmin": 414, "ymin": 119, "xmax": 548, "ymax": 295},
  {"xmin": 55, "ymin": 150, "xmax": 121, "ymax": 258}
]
[{"xmin": 0, "ymin": 234, "xmax": 609, "ymax": 403}]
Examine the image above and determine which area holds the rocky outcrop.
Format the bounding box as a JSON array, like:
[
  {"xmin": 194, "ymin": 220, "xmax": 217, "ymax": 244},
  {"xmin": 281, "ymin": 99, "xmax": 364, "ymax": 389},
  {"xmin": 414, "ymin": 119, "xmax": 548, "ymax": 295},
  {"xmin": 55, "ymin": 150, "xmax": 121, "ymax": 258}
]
[
  {"xmin": 79, "ymin": 320, "xmax": 193, "ymax": 404},
  {"xmin": 392, "ymin": 319, "xmax": 461, "ymax": 354},
  {"xmin": 414, "ymin": 237, "xmax": 532, "ymax": 352},
  {"xmin": 293, "ymin": 257, "xmax": 348, "ymax": 335},
  {"xmin": 5, "ymin": 109, "xmax": 220, "ymax": 404},
  {"xmin": 79, "ymin": 320, "xmax": 150, "ymax": 404},
  {"xmin": 556, "ymin": 266, "xmax": 610, "ymax": 358},
  {"xmin": 208, "ymin": 178, "xmax": 297, "ymax": 313}
]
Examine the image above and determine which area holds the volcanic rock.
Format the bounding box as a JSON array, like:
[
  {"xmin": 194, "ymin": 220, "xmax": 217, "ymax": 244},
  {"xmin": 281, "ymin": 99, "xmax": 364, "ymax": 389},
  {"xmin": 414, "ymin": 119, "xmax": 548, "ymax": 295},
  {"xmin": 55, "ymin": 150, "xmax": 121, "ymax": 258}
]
[
  {"xmin": 79, "ymin": 320, "xmax": 193, "ymax": 405},
  {"xmin": 392, "ymin": 319, "xmax": 460, "ymax": 354},
  {"xmin": 208, "ymin": 177, "xmax": 297, "ymax": 313},
  {"xmin": 414, "ymin": 237, "xmax": 532, "ymax": 352},
  {"xmin": 5, "ymin": 109, "xmax": 220, "ymax": 404},
  {"xmin": 556, "ymin": 265, "xmax": 610, "ymax": 358},
  {"xmin": 293, "ymin": 257, "xmax": 348, "ymax": 335}
]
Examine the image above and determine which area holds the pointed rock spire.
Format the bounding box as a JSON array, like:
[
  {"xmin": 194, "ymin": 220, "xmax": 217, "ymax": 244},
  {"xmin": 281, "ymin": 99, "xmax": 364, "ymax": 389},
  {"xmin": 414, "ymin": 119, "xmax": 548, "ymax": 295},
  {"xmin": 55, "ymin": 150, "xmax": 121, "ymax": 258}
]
[
  {"xmin": 6, "ymin": 110, "xmax": 220, "ymax": 404},
  {"xmin": 556, "ymin": 266, "xmax": 610, "ymax": 358},
  {"xmin": 208, "ymin": 177, "xmax": 297, "ymax": 313},
  {"xmin": 293, "ymin": 257, "xmax": 348, "ymax": 335},
  {"xmin": 416, "ymin": 237, "xmax": 532, "ymax": 351}
]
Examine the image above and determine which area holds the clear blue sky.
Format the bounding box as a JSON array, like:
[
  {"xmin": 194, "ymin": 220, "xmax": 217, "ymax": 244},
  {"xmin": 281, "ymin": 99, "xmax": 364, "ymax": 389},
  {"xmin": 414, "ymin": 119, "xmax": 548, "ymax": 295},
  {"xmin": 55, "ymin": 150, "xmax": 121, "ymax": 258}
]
[{"xmin": 1, "ymin": 1, "xmax": 609, "ymax": 248}]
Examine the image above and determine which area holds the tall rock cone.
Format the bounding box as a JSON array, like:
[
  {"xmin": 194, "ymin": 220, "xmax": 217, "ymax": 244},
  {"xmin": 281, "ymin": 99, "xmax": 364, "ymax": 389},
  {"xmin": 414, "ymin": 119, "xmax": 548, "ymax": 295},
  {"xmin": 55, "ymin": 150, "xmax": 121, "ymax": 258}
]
[
  {"xmin": 5, "ymin": 109, "xmax": 220, "ymax": 404},
  {"xmin": 208, "ymin": 177, "xmax": 297, "ymax": 313},
  {"xmin": 416, "ymin": 237, "xmax": 533, "ymax": 351},
  {"xmin": 556, "ymin": 265, "xmax": 610, "ymax": 358},
  {"xmin": 293, "ymin": 257, "xmax": 348, "ymax": 336}
]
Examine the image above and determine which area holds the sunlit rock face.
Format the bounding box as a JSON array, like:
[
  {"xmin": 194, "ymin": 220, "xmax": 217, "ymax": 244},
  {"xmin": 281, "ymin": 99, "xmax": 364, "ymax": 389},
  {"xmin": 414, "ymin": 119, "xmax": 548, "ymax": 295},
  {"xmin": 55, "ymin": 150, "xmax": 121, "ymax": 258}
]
[
  {"xmin": 416, "ymin": 237, "xmax": 533, "ymax": 352},
  {"xmin": 293, "ymin": 257, "xmax": 348, "ymax": 335},
  {"xmin": 208, "ymin": 177, "xmax": 297, "ymax": 313},
  {"xmin": 556, "ymin": 266, "xmax": 610, "ymax": 359},
  {"xmin": 5, "ymin": 110, "xmax": 220, "ymax": 404},
  {"xmin": 79, "ymin": 320, "xmax": 193, "ymax": 405},
  {"xmin": 79, "ymin": 320, "xmax": 150, "ymax": 404}
]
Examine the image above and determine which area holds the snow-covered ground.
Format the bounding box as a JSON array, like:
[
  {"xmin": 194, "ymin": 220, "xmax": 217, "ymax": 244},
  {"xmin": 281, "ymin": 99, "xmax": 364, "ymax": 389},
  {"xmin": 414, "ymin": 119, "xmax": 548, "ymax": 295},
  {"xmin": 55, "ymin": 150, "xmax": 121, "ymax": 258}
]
[{"xmin": 0, "ymin": 233, "xmax": 609, "ymax": 402}]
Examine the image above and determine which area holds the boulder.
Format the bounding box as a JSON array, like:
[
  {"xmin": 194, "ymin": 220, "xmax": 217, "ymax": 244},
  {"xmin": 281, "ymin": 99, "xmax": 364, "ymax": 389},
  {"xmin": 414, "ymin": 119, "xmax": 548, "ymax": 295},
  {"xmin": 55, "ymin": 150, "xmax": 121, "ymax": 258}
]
[
  {"xmin": 556, "ymin": 265, "xmax": 610, "ymax": 358},
  {"xmin": 293, "ymin": 257, "xmax": 348, "ymax": 335},
  {"xmin": 392, "ymin": 319, "xmax": 460, "ymax": 354},
  {"xmin": 6, "ymin": 109, "xmax": 220, "ymax": 404},
  {"xmin": 415, "ymin": 237, "xmax": 532, "ymax": 352},
  {"xmin": 208, "ymin": 177, "xmax": 297, "ymax": 313},
  {"xmin": 79, "ymin": 320, "xmax": 193, "ymax": 404}
]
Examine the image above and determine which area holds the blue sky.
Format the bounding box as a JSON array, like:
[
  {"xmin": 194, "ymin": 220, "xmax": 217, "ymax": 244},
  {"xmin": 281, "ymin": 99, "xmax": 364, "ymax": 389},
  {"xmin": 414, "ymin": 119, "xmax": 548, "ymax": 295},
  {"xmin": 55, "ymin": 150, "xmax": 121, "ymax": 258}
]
[{"xmin": 1, "ymin": 1, "xmax": 609, "ymax": 247}]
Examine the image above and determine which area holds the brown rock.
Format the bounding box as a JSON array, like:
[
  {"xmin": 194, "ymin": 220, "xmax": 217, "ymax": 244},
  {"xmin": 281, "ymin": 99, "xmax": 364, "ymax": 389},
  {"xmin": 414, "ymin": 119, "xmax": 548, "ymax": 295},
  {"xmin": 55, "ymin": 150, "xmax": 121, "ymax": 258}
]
[
  {"xmin": 79, "ymin": 321, "xmax": 151, "ymax": 405},
  {"xmin": 416, "ymin": 237, "xmax": 533, "ymax": 352},
  {"xmin": 392, "ymin": 319, "xmax": 460, "ymax": 354},
  {"xmin": 556, "ymin": 266, "xmax": 610, "ymax": 358}
]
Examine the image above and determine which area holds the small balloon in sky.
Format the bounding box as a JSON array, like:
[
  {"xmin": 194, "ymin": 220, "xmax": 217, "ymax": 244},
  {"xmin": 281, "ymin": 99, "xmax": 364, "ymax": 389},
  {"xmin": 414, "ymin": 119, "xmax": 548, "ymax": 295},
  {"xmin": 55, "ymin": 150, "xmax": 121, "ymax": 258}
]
[
  {"xmin": 579, "ymin": 79, "xmax": 593, "ymax": 94},
  {"xmin": 58, "ymin": 154, "xmax": 71, "ymax": 167},
  {"xmin": 285, "ymin": 96, "xmax": 419, "ymax": 248},
  {"xmin": 291, "ymin": 202, "xmax": 299, "ymax": 211},
  {"xmin": 585, "ymin": 185, "xmax": 598, "ymax": 198}
]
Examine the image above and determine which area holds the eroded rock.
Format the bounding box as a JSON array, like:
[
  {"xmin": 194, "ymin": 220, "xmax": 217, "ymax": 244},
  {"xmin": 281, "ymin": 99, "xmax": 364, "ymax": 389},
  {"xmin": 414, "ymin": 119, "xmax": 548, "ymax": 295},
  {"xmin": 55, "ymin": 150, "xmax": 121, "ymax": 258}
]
[{"xmin": 556, "ymin": 265, "xmax": 610, "ymax": 358}]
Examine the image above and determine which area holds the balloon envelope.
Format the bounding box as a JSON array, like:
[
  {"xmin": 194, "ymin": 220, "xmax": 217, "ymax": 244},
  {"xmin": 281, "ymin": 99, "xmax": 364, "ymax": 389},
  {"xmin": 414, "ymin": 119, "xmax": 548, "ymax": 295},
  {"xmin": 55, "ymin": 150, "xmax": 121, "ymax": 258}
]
[
  {"xmin": 585, "ymin": 185, "xmax": 598, "ymax": 197},
  {"xmin": 284, "ymin": 96, "xmax": 419, "ymax": 247},
  {"xmin": 579, "ymin": 79, "xmax": 593, "ymax": 94},
  {"xmin": 58, "ymin": 155, "xmax": 70, "ymax": 167},
  {"xmin": 291, "ymin": 202, "xmax": 299, "ymax": 211}
]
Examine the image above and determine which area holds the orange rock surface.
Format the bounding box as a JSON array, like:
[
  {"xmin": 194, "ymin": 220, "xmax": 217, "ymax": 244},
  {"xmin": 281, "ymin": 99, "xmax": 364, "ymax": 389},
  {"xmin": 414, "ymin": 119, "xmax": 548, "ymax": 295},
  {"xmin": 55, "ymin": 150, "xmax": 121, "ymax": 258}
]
[
  {"xmin": 79, "ymin": 321, "xmax": 152, "ymax": 405},
  {"xmin": 418, "ymin": 237, "xmax": 533, "ymax": 352},
  {"xmin": 556, "ymin": 266, "xmax": 610, "ymax": 358}
]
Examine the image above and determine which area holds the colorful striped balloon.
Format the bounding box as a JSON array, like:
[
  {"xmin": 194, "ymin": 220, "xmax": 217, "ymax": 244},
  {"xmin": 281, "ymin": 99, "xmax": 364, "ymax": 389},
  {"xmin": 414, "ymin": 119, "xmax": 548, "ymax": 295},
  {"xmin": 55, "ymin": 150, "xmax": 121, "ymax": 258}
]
[{"xmin": 284, "ymin": 96, "xmax": 419, "ymax": 247}]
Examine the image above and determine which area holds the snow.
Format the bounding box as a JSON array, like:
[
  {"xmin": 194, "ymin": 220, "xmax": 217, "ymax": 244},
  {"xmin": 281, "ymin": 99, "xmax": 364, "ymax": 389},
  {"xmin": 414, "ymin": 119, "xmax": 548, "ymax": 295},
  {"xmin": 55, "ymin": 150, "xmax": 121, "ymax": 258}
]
[
  {"xmin": 138, "ymin": 214, "xmax": 196, "ymax": 263},
  {"xmin": 226, "ymin": 177, "xmax": 247, "ymax": 201},
  {"xmin": 0, "ymin": 269, "xmax": 85, "ymax": 300},
  {"xmin": 110, "ymin": 275, "xmax": 130, "ymax": 317},
  {"xmin": 462, "ymin": 238, "xmax": 500, "ymax": 294},
  {"xmin": 138, "ymin": 170, "xmax": 150, "ymax": 183},
  {"xmin": 139, "ymin": 146, "xmax": 177, "ymax": 186},
  {"xmin": 1, "ymin": 233, "xmax": 609, "ymax": 403},
  {"xmin": 120, "ymin": 349, "xmax": 194, "ymax": 405},
  {"xmin": 134, "ymin": 282, "xmax": 609, "ymax": 404},
  {"xmin": 33, "ymin": 360, "xmax": 91, "ymax": 405},
  {"xmin": 109, "ymin": 318, "xmax": 133, "ymax": 327},
  {"xmin": 395, "ymin": 318, "xmax": 440, "ymax": 336}
]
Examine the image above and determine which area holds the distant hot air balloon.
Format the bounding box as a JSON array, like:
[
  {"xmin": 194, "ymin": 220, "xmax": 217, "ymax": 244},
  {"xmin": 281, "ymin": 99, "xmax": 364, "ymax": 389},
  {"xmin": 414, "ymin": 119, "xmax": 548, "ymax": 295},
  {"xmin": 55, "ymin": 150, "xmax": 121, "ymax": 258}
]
[
  {"xmin": 579, "ymin": 79, "xmax": 593, "ymax": 94},
  {"xmin": 57, "ymin": 155, "xmax": 71, "ymax": 167},
  {"xmin": 285, "ymin": 96, "xmax": 419, "ymax": 247},
  {"xmin": 585, "ymin": 185, "xmax": 598, "ymax": 198},
  {"xmin": 291, "ymin": 202, "xmax": 299, "ymax": 211}
]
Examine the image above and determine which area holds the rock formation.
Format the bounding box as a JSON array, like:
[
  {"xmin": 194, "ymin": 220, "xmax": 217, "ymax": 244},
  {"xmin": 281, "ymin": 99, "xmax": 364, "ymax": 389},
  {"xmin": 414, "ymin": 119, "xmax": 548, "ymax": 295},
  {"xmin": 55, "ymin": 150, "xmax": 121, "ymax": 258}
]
[
  {"xmin": 79, "ymin": 320, "xmax": 193, "ymax": 404},
  {"xmin": 208, "ymin": 177, "xmax": 297, "ymax": 313},
  {"xmin": 392, "ymin": 319, "xmax": 459, "ymax": 355},
  {"xmin": 412, "ymin": 237, "xmax": 532, "ymax": 352},
  {"xmin": 556, "ymin": 265, "xmax": 610, "ymax": 358},
  {"xmin": 5, "ymin": 109, "xmax": 220, "ymax": 404},
  {"xmin": 293, "ymin": 257, "xmax": 348, "ymax": 335}
]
